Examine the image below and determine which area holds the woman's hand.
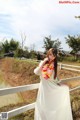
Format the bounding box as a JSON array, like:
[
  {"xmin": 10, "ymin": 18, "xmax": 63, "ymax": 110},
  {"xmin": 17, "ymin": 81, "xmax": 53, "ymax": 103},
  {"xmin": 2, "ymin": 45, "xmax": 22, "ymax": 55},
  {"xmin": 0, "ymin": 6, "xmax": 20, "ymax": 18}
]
[
  {"xmin": 57, "ymin": 83, "xmax": 68, "ymax": 86},
  {"xmin": 43, "ymin": 57, "xmax": 49, "ymax": 63},
  {"xmin": 39, "ymin": 57, "xmax": 49, "ymax": 70}
]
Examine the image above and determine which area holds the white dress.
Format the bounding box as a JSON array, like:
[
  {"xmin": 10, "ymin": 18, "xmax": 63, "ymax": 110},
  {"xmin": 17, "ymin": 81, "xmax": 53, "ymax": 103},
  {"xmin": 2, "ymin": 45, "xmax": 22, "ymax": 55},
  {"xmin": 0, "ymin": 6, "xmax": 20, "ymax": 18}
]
[{"xmin": 34, "ymin": 60, "xmax": 73, "ymax": 120}]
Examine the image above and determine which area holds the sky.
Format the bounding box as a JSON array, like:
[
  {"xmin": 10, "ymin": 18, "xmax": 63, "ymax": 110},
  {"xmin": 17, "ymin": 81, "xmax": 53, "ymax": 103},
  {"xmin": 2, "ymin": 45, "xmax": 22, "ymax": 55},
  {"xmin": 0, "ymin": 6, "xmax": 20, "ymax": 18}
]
[{"xmin": 0, "ymin": 0, "xmax": 80, "ymax": 52}]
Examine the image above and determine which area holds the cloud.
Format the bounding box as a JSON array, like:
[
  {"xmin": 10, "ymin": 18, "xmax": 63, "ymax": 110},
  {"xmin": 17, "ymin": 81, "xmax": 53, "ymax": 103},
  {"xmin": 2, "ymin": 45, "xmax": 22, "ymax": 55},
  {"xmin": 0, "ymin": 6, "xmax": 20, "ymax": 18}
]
[{"xmin": 0, "ymin": 0, "xmax": 80, "ymax": 51}]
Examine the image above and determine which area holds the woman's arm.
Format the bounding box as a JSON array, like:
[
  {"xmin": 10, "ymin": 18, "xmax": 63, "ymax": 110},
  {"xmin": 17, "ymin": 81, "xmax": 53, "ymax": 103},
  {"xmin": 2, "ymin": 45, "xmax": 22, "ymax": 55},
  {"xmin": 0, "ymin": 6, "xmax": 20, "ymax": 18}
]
[
  {"xmin": 54, "ymin": 76, "xmax": 62, "ymax": 85},
  {"xmin": 34, "ymin": 58, "xmax": 49, "ymax": 75},
  {"xmin": 34, "ymin": 60, "xmax": 44, "ymax": 75}
]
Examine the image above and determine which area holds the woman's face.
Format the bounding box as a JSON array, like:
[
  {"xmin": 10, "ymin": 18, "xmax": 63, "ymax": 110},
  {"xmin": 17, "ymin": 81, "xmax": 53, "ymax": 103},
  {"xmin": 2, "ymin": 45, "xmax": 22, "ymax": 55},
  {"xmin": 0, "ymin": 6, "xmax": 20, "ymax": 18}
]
[{"xmin": 48, "ymin": 51, "xmax": 55, "ymax": 62}]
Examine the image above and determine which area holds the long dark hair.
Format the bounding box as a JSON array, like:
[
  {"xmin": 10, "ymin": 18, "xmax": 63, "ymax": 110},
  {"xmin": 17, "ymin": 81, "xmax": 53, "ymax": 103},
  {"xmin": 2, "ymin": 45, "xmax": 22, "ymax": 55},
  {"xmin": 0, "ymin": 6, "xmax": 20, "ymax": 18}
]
[{"xmin": 46, "ymin": 48, "xmax": 57, "ymax": 79}]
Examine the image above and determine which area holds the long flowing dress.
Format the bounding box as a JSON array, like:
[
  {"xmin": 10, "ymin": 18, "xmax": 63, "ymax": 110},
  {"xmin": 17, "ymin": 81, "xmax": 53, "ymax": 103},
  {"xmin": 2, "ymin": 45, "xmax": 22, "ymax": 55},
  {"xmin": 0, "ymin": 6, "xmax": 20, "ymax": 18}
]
[{"xmin": 34, "ymin": 60, "xmax": 73, "ymax": 120}]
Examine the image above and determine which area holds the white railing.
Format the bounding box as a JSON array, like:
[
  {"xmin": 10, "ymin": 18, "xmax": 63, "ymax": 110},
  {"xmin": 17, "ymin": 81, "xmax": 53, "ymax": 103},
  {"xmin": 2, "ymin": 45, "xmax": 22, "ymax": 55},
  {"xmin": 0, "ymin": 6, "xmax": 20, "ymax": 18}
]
[
  {"xmin": 27, "ymin": 59, "xmax": 80, "ymax": 72},
  {"xmin": 26, "ymin": 59, "xmax": 80, "ymax": 72},
  {"xmin": 0, "ymin": 76, "xmax": 80, "ymax": 119},
  {"xmin": 0, "ymin": 61, "xmax": 80, "ymax": 119},
  {"xmin": 58, "ymin": 63, "xmax": 80, "ymax": 72}
]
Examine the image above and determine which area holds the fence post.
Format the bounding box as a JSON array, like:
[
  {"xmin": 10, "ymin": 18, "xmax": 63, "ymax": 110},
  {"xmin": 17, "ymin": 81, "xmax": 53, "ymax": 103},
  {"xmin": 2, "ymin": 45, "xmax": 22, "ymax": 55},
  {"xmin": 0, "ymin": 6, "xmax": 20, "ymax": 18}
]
[{"xmin": 60, "ymin": 63, "xmax": 62, "ymax": 70}]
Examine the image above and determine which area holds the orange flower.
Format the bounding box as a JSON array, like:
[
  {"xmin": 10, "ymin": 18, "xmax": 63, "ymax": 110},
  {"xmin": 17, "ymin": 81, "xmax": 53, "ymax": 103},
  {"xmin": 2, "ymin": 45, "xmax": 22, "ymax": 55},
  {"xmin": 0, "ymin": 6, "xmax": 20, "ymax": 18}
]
[{"xmin": 42, "ymin": 63, "xmax": 54, "ymax": 80}]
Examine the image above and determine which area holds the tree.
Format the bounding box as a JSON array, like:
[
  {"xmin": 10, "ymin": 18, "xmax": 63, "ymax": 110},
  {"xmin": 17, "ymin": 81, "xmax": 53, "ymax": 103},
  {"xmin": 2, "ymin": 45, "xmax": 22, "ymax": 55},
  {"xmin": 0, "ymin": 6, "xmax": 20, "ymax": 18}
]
[
  {"xmin": 29, "ymin": 44, "xmax": 35, "ymax": 51},
  {"xmin": 9, "ymin": 39, "xmax": 19, "ymax": 51},
  {"xmin": 20, "ymin": 32, "xmax": 26, "ymax": 50},
  {"xmin": 2, "ymin": 39, "xmax": 19, "ymax": 53},
  {"xmin": 43, "ymin": 35, "xmax": 61, "ymax": 53},
  {"xmin": 15, "ymin": 48, "xmax": 24, "ymax": 58},
  {"xmin": 75, "ymin": 16, "xmax": 80, "ymax": 19},
  {"xmin": 65, "ymin": 35, "xmax": 80, "ymax": 59},
  {"xmin": 2, "ymin": 40, "xmax": 10, "ymax": 53}
]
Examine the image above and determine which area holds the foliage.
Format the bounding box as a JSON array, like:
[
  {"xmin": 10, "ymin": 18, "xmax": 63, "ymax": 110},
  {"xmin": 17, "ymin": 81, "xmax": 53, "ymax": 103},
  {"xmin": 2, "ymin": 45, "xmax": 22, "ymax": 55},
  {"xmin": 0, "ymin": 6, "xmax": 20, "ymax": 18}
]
[
  {"xmin": 43, "ymin": 35, "xmax": 61, "ymax": 53},
  {"xmin": 2, "ymin": 40, "xmax": 10, "ymax": 53},
  {"xmin": 65, "ymin": 35, "xmax": 80, "ymax": 54},
  {"xmin": 0, "ymin": 38, "xmax": 38, "ymax": 59},
  {"xmin": 15, "ymin": 48, "xmax": 24, "ymax": 57},
  {"xmin": 29, "ymin": 50, "xmax": 37, "ymax": 59},
  {"xmin": 2, "ymin": 39, "xmax": 19, "ymax": 53},
  {"xmin": 9, "ymin": 39, "xmax": 19, "ymax": 51}
]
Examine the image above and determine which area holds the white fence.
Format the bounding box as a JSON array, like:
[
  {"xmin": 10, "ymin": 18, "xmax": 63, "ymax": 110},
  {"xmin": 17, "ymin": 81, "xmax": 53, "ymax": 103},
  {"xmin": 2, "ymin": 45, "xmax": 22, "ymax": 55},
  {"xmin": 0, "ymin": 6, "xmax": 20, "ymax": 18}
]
[
  {"xmin": 27, "ymin": 59, "xmax": 80, "ymax": 72},
  {"xmin": 0, "ymin": 62, "xmax": 80, "ymax": 119},
  {"xmin": 58, "ymin": 63, "xmax": 80, "ymax": 72},
  {"xmin": 0, "ymin": 76, "xmax": 80, "ymax": 119}
]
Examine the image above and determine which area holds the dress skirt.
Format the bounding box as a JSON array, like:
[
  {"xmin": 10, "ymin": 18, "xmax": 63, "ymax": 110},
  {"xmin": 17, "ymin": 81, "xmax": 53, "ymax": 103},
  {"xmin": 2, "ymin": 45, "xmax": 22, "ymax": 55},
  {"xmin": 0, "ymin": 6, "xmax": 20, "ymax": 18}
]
[{"xmin": 34, "ymin": 61, "xmax": 73, "ymax": 120}]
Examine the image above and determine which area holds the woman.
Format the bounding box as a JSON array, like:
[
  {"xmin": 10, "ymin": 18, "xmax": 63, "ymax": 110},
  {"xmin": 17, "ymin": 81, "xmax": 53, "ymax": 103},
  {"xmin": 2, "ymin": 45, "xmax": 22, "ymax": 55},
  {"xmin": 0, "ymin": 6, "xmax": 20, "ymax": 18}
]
[{"xmin": 34, "ymin": 48, "xmax": 73, "ymax": 120}]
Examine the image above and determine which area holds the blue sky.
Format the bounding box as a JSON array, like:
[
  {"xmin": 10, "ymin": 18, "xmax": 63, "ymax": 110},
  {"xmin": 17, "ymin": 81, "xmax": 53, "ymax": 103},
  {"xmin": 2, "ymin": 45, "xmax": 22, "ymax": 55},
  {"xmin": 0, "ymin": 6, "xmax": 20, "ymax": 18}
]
[{"xmin": 0, "ymin": 0, "xmax": 80, "ymax": 52}]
